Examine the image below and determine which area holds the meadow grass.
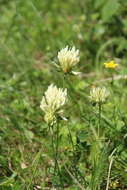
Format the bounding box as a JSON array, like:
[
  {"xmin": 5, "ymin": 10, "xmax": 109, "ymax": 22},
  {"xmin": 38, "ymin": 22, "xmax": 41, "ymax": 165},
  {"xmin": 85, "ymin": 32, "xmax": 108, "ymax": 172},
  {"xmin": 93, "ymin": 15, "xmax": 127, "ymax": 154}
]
[{"xmin": 1, "ymin": 0, "xmax": 127, "ymax": 189}]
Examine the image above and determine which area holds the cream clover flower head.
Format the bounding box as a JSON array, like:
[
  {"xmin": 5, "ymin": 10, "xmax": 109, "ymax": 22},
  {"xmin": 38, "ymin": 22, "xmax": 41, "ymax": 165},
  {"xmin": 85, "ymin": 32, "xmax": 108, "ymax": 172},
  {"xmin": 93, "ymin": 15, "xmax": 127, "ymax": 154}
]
[
  {"xmin": 57, "ymin": 46, "xmax": 80, "ymax": 73},
  {"xmin": 89, "ymin": 86, "xmax": 109, "ymax": 104},
  {"xmin": 40, "ymin": 84, "xmax": 67, "ymax": 125}
]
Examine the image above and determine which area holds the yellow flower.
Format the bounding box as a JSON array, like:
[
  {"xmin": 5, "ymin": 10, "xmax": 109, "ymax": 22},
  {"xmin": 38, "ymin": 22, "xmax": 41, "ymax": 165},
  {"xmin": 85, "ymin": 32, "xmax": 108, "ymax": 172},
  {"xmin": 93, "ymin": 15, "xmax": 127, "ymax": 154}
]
[
  {"xmin": 104, "ymin": 60, "xmax": 118, "ymax": 69},
  {"xmin": 57, "ymin": 46, "xmax": 80, "ymax": 73},
  {"xmin": 40, "ymin": 84, "xmax": 67, "ymax": 125}
]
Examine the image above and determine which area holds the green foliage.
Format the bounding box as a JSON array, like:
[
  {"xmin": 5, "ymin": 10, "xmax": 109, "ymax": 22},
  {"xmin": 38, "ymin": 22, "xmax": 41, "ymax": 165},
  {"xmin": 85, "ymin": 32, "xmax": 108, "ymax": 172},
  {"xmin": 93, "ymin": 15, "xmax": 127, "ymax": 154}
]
[
  {"xmin": 0, "ymin": 0, "xmax": 127, "ymax": 189},
  {"xmin": 101, "ymin": 0, "xmax": 120, "ymax": 21}
]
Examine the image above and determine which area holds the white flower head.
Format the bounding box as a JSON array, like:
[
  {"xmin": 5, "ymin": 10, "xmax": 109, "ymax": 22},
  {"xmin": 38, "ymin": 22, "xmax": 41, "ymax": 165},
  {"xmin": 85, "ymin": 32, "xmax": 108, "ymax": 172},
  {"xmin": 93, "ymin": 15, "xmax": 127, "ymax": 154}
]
[
  {"xmin": 89, "ymin": 86, "xmax": 109, "ymax": 104},
  {"xmin": 40, "ymin": 84, "xmax": 67, "ymax": 125},
  {"xmin": 57, "ymin": 46, "xmax": 80, "ymax": 73}
]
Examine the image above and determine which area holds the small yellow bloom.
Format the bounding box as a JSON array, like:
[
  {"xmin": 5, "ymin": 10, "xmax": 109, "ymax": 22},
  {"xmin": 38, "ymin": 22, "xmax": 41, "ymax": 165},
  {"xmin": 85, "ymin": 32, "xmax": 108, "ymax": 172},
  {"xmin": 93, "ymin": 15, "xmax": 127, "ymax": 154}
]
[{"xmin": 104, "ymin": 60, "xmax": 118, "ymax": 69}]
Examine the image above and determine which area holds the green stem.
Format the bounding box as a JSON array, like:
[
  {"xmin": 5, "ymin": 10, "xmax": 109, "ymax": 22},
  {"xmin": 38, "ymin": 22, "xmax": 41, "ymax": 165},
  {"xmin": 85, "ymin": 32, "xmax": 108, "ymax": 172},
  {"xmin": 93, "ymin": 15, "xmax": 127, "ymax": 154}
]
[
  {"xmin": 50, "ymin": 124, "xmax": 64, "ymax": 188},
  {"xmin": 98, "ymin": 103, "xmax": 102, "ymax": 137},
  {"xmin": 67, "ymin": 124, "xmax": 75, "ymax": 153},
  {"xmin": 111, "ymin": 74, "xmax": 114, "ymax": 86},
  {"xmin": 50, "ymin": 125, "xmax": 57, "ymax": 173},
  {"xmin": 54, "ymin": 123, "xmax": 59, "ymax": 172}
]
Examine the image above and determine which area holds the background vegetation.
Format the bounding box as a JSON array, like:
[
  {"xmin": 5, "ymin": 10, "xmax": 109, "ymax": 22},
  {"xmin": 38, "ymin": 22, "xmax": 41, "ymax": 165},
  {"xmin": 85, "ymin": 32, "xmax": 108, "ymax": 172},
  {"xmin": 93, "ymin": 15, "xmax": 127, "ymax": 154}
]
[{"xmin": 1, "ymin": 0, "xmax": 127, "ymax": 189}]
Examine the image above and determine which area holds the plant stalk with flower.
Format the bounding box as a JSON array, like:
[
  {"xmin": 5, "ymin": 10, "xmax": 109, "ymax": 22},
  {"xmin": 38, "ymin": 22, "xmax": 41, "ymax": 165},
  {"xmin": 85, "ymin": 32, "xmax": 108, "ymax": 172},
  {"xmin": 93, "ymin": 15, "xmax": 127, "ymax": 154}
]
[
  {"xmin": 104, "ymin": 60, "xmax": 118, "ymax": 85},
  {"xmin": 89, "ymin": 87, "xmax": 110, "ymax": 190},
  {"xmin": 57, "ymin": 46, "xmax": 86, "ymax": 184},
  {"xmin": 57, "ymin": 46, "xmax": 81, "ymax": 151},
  {"xmin": 57, "ymin": 46, "xmax": 82, "ymax": 106},
  {"xmin": 40, "ymin": 84, "xmax": 67, "ymax": 185},
  {"xmin": 89, "ymin": 86, "xmax": 109, "ymax": 136}
]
